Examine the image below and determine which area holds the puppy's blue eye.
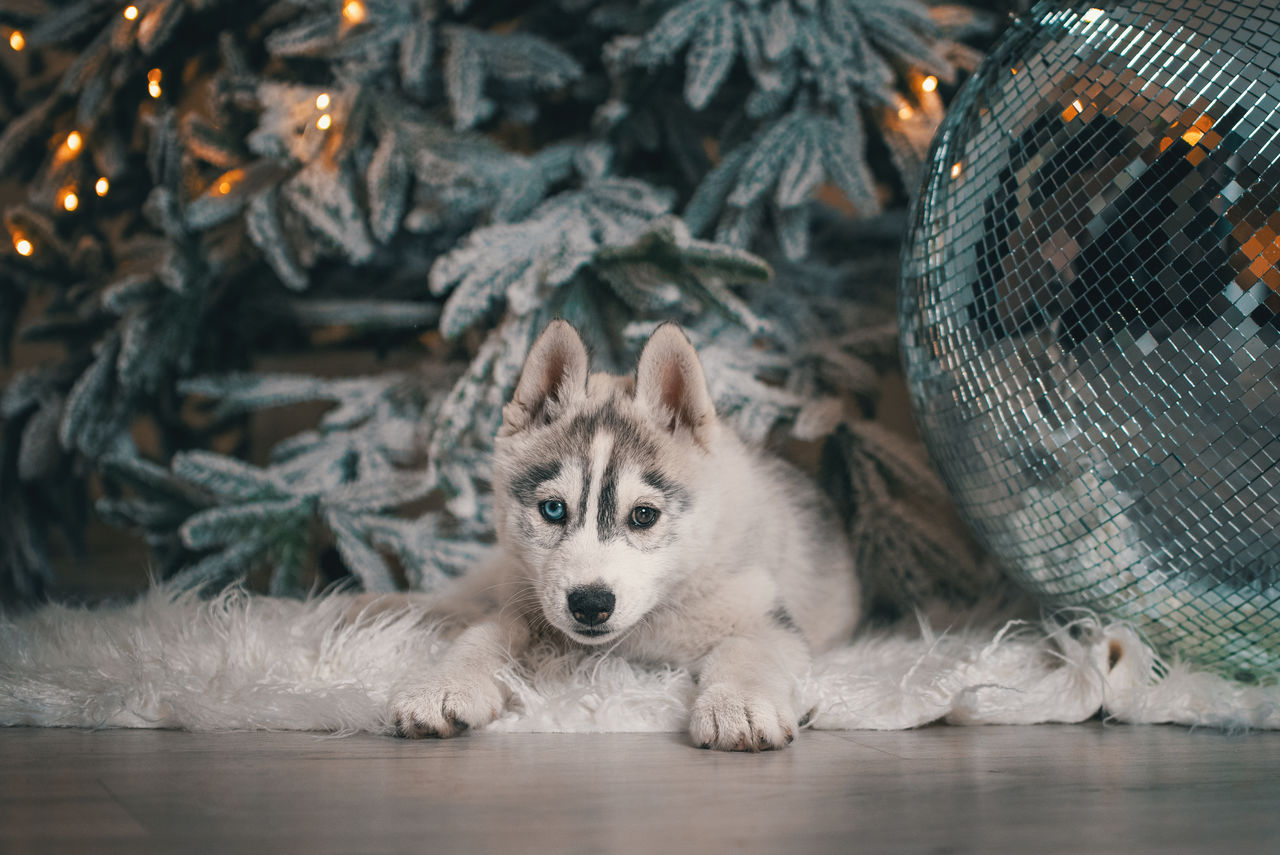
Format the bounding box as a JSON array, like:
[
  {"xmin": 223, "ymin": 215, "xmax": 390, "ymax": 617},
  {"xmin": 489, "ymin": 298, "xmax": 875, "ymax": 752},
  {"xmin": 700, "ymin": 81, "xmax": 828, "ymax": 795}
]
[{"xmin": 539, "ymin": 499, "xmax": 566, "ymax": 522}]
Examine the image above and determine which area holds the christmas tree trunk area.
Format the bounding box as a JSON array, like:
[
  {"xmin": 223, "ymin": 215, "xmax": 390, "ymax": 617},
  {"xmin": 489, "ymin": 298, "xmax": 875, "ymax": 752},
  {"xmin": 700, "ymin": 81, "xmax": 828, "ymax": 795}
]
[{"xmin": 0, "ymin": 0, "xmax": 1021, "ymax": 614}]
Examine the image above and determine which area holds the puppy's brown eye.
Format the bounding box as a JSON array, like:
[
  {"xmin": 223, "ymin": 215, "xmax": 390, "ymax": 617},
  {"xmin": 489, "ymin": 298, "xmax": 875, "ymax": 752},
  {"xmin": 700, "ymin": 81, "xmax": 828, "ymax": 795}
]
[{"xmin": 629, "ymin": 506, "xmax": 659, "ymax": 528}]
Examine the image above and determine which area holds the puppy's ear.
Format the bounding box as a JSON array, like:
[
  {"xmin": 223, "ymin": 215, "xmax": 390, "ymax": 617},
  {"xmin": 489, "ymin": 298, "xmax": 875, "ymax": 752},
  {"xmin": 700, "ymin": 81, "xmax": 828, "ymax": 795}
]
[
  {"xmin": 499, "ymin": 320, "xmax": 589, "ymax": 436},
  {"xmin": 634, "ymin": 323, "xmax": 716, "ymax": 447}
]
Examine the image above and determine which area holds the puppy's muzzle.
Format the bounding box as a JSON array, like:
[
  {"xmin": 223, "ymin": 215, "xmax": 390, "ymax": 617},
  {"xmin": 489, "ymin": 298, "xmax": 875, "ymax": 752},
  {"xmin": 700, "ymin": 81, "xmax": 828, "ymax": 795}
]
[{"xmin": 567, "ymin": 586, "xmax": 614, "ymax": 628}]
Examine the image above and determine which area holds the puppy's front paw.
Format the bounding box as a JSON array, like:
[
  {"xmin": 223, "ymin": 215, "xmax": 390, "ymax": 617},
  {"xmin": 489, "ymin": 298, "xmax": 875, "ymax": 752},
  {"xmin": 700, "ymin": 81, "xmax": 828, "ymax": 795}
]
[
  {"xmin": 392, "ymin": 675, "xmax": 506, "ymax": 739},
  {"xmin": 689, "ymin": 683, "xmax": 797, "ymax": 752}
]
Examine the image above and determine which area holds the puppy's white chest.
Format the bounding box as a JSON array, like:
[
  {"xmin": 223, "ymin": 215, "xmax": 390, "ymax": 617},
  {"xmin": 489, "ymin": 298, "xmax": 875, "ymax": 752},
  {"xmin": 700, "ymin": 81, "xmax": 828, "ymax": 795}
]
[{"xmin": 611, "ymin": 565, "xmax": 782, "ymax": 667}]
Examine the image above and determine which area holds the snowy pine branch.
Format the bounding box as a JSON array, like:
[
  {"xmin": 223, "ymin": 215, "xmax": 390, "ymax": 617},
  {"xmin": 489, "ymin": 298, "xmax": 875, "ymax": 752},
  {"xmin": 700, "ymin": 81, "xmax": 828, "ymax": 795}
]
[
  {"xmin": 102, "ymin": 370, "xmax": 448, "ymax": 592},
  {"xmin": 0, "ymin": 0, "xmax": 999, "ymax": 601},
  {"xmin": 622, "ymin": 0, "xmax": 969, "ymax": 258}
]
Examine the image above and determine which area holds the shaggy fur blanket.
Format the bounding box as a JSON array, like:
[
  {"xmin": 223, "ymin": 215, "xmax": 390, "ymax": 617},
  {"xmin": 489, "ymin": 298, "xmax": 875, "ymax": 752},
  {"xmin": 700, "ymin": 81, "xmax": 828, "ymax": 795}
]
[{"xmin": 1, "ymin": 587, "xmax": 1276, "ymax": 734}]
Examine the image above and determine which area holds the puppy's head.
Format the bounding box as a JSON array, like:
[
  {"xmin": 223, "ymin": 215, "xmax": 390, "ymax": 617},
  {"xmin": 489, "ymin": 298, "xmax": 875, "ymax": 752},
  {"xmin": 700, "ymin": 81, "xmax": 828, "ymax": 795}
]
[{"xmin": 492, "ymin": 320, "xmax": 717, "ymax": 645}]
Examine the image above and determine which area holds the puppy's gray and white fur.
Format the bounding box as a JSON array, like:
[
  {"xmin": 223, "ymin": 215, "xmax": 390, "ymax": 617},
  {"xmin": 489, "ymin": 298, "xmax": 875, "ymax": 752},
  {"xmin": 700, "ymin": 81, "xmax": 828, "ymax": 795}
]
[{"xmin": 373, "ymin": 320, "xmax": 860, "ymax": 751}]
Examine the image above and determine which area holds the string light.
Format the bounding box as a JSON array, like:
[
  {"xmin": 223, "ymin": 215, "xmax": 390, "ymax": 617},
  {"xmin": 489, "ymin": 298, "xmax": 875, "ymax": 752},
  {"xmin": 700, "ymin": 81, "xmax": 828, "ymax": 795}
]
[
  {"xmin": 9, "ymin": 30, "xmax": 25, "ymax": 51},
  {"xmin": 14, "ymin": 236, "xmax": 33, "ymax": 257},
  {"xmin": 921, "ymin": 76, "xmax": 938, "ymax": 93},
  {"xmin": 213, "ymin": 168, "xmax": 245, "ymax": 197},
  {"xmin": 124, "ymin": 5, "xmax": 139, "ymax": 20},
  {"xmin": 342, "ymin": 0, "xmax": 366, "ymax": 24},
  {"xmin": 95, "ymin": 177, "xmax": 110, "ymax": 196},
  {"xmin": 316, "ymin": 113, "xmax": 333, "ymax": 130},
  {"xmin": 63, "ymin": 190, "xmax": 79, "ymax": 212},
  {"xmin": 148, "ymin": 68, "xmax": 162, "ymax": 99},
  {"xmin": 950, "ymin": 162, "xmax": 963, "ymax": 179},
  {"xmin": 66, "ymin": 131, "xmax": 83, "ymax": 152},
  {"xmin": 315, "ymin": 93, "xmax": 331, "ymax": 110},
  {"xmin": 897, "ymin": 103, "xmax": 914, "ymax": 120}
]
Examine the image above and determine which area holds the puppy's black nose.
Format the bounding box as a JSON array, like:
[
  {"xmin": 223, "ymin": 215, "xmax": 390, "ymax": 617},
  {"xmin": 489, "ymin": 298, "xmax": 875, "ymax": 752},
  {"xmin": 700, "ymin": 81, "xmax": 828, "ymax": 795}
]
[{"xmin": 567, "ymin": 586, "xmax": 615, "ymax": 627}]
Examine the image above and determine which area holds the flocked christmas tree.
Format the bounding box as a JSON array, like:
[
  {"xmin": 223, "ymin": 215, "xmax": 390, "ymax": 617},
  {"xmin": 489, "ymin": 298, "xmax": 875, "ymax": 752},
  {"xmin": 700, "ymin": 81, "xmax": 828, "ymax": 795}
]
[{"xmin": 0, "ymin": 0, "xmax": 1006, "ymax": 615}]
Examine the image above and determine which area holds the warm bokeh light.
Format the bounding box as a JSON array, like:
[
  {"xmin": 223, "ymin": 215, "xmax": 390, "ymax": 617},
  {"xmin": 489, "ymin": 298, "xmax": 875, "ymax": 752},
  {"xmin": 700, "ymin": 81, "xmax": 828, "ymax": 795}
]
[
  {"xmin": 96, "ymin": 176, "xmax": 110, "ymax": 196},
  {"xmin": 315, "ymin": 93, "xmax": 331, "ymax": 110},
  {"xmin": 63, "ymin": 191, "xmax": 79, "ymax": 212},
  {"xmin": 9, "ymin": 30, "xmax": 24, "ymax": 51},
  {"xmin": 66, "ymin": 131, "xmax": 83, "ymax": 152},
  {"xmin": 147, "ymin": 68, "xmax": 162, "ymax": 83},
  {"xmin": 124, "ymin": 5, "xmax": 139, "ymax": 20},
  {"xmin": 316, "ymin": 113, "xmax": 333, "ymax": 130},
  {"xmin": 148, "ymin": 80, "xmax": 162, "ymax": 98},
  {"xmin": 342, "ymin": 0, "xmax": 366, "ymax": 23},
  {"xmin": 950, "ymin": 162, "xmax": 963, "ymax": 179},
  {"xmin": 213, "ymin": 168, "xmax": 246, "ymax": 197},
  {"xmin": 898, "ymin": 104, "xmax": 914, "ymax": 120},
  {"xmin": 14, "ymin": 237, "xmax": 33, "ymax": 257},
  {"xmin": 921, "ymin": 75, "xmax": 938, "ymax": 93}
]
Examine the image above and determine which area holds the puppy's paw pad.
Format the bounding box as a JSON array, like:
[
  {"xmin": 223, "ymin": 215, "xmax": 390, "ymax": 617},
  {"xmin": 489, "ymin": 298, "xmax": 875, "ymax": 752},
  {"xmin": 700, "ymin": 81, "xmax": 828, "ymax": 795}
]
[
  {"xmin": 689, "ymin": 684, "xmax": 797, "ymax": 752},
  {"xmin": 391, "ymin": 677, "xmax": 504, "ymax": 739}
]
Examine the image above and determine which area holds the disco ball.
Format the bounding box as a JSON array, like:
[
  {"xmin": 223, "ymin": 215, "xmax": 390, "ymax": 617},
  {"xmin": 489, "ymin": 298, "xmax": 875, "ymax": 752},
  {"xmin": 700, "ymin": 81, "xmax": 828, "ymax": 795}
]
[{"xmin": 899, "ymin": 0, "xmax": 1280, "ymax": 680}]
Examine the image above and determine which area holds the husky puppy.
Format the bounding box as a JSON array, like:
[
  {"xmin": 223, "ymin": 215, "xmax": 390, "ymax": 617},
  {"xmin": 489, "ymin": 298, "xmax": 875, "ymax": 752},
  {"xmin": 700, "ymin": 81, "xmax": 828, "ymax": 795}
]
[{"xmin": 385, "ymin": 320, "xmax": 860, "ymax": 751}]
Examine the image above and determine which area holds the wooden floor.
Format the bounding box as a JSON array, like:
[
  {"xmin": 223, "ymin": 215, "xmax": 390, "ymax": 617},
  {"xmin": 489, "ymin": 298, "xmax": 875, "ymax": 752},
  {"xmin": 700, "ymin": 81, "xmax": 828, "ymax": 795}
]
[{"xmin": 2, "ymin": 724, "xmax": 1276, "ymax": 854}]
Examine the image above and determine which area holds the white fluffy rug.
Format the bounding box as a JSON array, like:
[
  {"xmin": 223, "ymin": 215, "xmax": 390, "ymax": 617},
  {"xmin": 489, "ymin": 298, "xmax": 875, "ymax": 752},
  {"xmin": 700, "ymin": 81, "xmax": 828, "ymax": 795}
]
[{"xmin": 1, "ymin": 586, "xmax": 1277, "ymax": 734}]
